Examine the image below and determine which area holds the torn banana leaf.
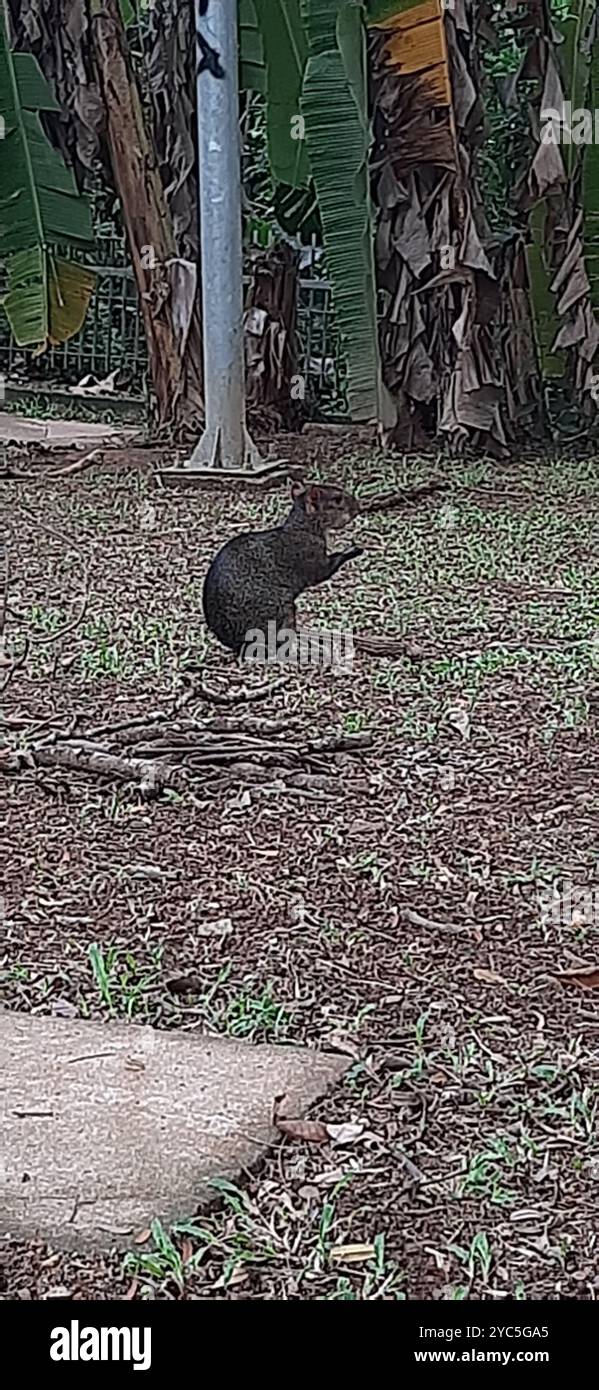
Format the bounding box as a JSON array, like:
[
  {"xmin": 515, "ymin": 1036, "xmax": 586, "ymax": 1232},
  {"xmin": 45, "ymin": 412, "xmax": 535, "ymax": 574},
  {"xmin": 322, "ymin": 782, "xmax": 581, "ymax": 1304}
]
[
  {"xmin": 367, "ymin": 0, "xmax": 451, "ymax": 108},
  {"xmin": 301, "ymin": 0, "xmax": 382, "ymax": 421}
]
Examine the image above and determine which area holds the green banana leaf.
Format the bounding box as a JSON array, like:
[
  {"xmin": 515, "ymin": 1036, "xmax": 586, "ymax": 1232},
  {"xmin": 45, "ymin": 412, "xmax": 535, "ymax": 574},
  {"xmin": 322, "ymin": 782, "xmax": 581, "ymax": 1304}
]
[
  {"xmin": 304, "ymin": 0, "xmax": 339, "ymax": 52},
  {"xmin": 0, "ymin": 5, "xmax": 95, "ymax": 348},
  {"xmin": 301, "ymin": 0, "xmax": 381, "ymax": 420},
  {"xmin": 366, "ymin": 0, "xmax": 418, "ymax": 20},
  {"xmin": 274, "ymin": 182, "xmax": 321, "ymax": 239},
  {"xmin": 4, "ymin": 245, "xmax": 95, "ymax": 348},
  {"xmin": 239, "ymin": 0, "xmax": 266, "ymax": 94},
  {"xmin": 582, "ymin": 37, "xmax": 599, "ymax": 310},
  {"xmin": 119, "ymin": 0, "xmax": 135, "ymax": 27},
  {"xmin": 556, "ymin": 0, "xmax": 596, "ymax": 180},
  {"xmin": 554, "ymin": 1, "xmax": 599, "ymax": 313},
  {"xmin": 525, "ymin": 203, "xmax": 564, "ymax": 379},
  {"xmin": 240, "ymin": 0, "xmax": 310, "ymax": 188}
]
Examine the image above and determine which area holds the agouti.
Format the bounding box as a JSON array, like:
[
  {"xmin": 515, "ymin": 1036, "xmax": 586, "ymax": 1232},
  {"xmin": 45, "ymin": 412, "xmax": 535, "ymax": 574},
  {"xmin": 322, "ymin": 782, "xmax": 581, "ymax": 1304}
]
[{"xmin": 202, "ymin": 480, "xmax": 363, "ymax": 655}]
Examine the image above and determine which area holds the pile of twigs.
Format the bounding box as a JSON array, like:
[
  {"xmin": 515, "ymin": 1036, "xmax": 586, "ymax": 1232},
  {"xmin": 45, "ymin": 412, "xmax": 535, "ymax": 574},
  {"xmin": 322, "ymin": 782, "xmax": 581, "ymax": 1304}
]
[{"xmin": 0, "ymin": 677, "xmax": 373, "ymax": 801}]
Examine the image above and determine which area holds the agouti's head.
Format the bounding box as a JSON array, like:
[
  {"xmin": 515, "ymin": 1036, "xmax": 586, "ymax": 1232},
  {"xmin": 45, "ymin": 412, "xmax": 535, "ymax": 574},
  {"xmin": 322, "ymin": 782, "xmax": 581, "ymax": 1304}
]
[{"xmin": 291, "ymin": 480, "xmax": 360, "ymax": 531}]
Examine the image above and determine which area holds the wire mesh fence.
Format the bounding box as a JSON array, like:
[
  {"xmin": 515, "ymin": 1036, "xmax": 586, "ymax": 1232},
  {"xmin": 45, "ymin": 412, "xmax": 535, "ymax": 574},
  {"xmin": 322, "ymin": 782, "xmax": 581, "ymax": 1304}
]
[{"xmin": 0, "ymin": 229, "xmax": 345, "ymax": 415}]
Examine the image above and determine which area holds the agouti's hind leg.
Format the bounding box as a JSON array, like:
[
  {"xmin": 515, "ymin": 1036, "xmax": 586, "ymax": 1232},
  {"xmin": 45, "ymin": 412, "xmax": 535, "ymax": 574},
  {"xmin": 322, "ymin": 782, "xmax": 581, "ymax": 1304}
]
[
  {"xmin": 270, "ymin": 604, "xmax": 298, "ymax": 665},
  {"xmin": 237, "ymin": 605, "xmax": 297, "ymax": 667}
]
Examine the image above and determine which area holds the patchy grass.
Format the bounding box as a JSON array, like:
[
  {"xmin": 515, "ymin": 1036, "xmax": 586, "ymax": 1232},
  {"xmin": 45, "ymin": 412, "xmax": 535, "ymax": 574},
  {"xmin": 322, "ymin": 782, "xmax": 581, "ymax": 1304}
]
[{"xmin": 0, "ymin": 439, "xmax": 598, "ymax": 1301}]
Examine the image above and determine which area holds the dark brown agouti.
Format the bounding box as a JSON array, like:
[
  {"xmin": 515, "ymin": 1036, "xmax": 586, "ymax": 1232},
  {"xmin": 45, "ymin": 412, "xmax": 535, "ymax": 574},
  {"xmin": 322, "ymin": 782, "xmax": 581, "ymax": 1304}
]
[{"xmin": 202, "ymin": 480, "xmax": 363, "ymax": 655}]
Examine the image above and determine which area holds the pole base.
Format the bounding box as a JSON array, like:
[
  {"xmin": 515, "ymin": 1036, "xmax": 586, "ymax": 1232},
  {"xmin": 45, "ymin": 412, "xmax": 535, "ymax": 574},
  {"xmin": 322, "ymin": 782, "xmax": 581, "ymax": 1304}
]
[
  {"xmin": 157, "ymin": 457, "xmax": 303, "ymax": 489},
  {"xmin": 184, "ymin": 423, "xmax": 263, "ymax": 472}
]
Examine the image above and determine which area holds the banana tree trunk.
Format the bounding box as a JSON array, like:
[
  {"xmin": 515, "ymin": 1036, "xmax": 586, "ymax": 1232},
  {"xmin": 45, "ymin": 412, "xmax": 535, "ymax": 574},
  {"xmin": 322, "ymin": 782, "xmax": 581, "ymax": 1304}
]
[
  {"xmin": 90, "ymin": 0, "xmax": 203, "ymax": 438},
  {"xmin": 244, "ymin": 243, "xmax": 301, "ymax": 427},
  {"xmin": 367, "ymin": 0, "xmax": 542, "ymax": 454}
]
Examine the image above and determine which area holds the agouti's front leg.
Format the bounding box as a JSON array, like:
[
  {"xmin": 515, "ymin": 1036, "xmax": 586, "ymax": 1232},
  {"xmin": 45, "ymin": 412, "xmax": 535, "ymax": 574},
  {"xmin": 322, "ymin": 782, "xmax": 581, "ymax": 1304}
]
[
  {"xmin": 324, "ymin": 546, "xmax": 364, "ymax": 581},
  {"xmin": 300, "ymin": 545, "xmax": 364, "ymax": 591}
]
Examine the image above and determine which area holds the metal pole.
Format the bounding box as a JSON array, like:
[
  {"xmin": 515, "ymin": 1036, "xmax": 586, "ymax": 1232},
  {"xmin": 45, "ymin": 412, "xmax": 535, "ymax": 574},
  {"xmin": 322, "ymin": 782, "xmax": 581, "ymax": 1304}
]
[{"xmin": 186, "ymin": 0, "xmax": 259, "ymax": 470}]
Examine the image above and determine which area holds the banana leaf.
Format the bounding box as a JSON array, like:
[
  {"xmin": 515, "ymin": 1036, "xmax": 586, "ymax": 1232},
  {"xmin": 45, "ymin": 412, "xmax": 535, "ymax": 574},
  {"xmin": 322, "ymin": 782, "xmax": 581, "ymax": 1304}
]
[
  {"xmin": 367, "ymin": 0, "xmax": 415, "ymax": 17},
  {"xmin": 274, "ymin": 182, "xmax": 321, "ymax": 239},
  {"xmin": 582, "ymin": 36, "xmax": 599, "ymax": 309},
  {"xmin": 366, "ymin": 0, "xmax": 451, "ymax": 108},
  {"xmin": 556, "ymin": 0, "xmax": 596, "ymax": 180},
  {"xmin": 301, "ymin": 0, "xmax": 381, "ymax": 421},
  {"xmin": 119, "ymin": 0, "xmax": 135, "ymax": 26},
  {"xmin": 3, "ymin": 245, "xmax": 95, "ymax": 348},
  {"xmin": 553, "ymin": 0, "xmax": 599, "ymax": 313},
  {"xmin": 241, "ymin": 0, "xmax": 310, "ymax": 187},
  {"xmin": 0, "ymin": 6, "xmax": 95, "ymax": 348},
  {"xmin": 525, "ymin": 203, "xmax": 564, "ymax": 378},
  {"xmin": 239, "ymin": 0, "xmax": 266, "ymax": 94},
  {"xmin": 304, "ymin": 0, "xmax": 340, "ymax": 52}
]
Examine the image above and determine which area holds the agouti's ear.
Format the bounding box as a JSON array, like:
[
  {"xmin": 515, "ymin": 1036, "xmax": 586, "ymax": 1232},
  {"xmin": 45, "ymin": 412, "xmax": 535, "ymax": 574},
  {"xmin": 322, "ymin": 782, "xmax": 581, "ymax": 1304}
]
[
  {"xmin": 305, "ymin": 484, "xmax": 319, "ymax": 514},
  {"xmin": 290, "ymin": 480, "xmax": 305, "ymax": 501}
]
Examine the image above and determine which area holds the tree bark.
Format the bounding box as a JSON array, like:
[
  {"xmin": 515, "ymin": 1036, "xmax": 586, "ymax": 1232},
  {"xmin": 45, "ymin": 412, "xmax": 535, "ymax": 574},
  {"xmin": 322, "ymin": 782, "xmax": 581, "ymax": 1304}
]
[
  {"xmin": 90, "ymin": 0, "xmax": 203, "ymax": 439},
  {"xmin": 7, "ymin": 0, "xmax": 204, "ymax": 440}
]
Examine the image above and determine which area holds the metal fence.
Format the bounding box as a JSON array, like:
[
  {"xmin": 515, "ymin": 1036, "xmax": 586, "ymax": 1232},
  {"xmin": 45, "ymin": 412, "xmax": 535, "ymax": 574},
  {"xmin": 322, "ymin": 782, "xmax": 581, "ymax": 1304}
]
[
  {"xmin": 0, "ymin": 232, "xmax": 144, "ymax": 395},
  {"xmin": 0, "ymin": 229, "xmax": 345, "ymax": 414}
]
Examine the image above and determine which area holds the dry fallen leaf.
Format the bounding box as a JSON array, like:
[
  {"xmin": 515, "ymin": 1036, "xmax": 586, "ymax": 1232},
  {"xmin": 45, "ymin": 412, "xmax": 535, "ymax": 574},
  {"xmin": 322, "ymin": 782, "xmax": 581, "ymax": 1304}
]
[
  {"xmin": 298, "ymin": 1184, "xmax": 321, "ymax": 1202},
  {"xmin": 446, "ymin": 699, "xmax": 471, "ymax": 739},
  {"xmin": 439, "ymin": 766, "xmax": 456, "ymax": 792},
  {"xmin": 330, "ymin": 1243, "xmax": 376, "ymax": 1265},
  {"xmin": 166, "ymin": 975, "xmax": 204, "ymax": 995},
  {"xmin": 322, "ymin": 1029, "xmax": 363, "ymax": 1060},
  {"xmin": 195, "ymin": 917, "xmax": 233, "ymax": 938},
  {"xmin": 553, "ymin": 965, "xmax": 599, "ymax": 989},
  {"xmin": 212, "ymin": 1262, "xmax": 248, "ymax": 1290},
  {"xmin": 326, "ymin": 1121, "xmax": 366, "ymax": 1146},
  {"xmin": 124, "ymin": 1055, "xmax": 145, "ymax": 1072},
  {"xmin": 133, "ymin": 1228, "xmax": 151, "ymax": 1245},
  {"xmin": 124, "ymin": 1279, "xmax": 138, "ymax": 1300},
  {"xmin": 276, "ymin": 1118, "xmax": 329, "ymax": 1144},
  {"xmin": 473, "ymin": 967, "xmax": 508, "ymax": 986}
]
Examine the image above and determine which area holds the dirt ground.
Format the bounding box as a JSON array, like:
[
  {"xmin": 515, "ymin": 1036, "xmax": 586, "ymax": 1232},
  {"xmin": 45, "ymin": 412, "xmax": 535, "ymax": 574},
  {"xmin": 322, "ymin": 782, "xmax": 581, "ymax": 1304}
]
[{"xmin": 1, "ymin": 435, "xmax": 598, "ymax": 1301}]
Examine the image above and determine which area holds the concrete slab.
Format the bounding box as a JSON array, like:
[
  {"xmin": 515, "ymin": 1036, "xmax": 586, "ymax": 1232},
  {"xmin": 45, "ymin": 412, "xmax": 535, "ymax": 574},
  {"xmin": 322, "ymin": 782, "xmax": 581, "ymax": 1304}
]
[
  {"xmin": 0, "ymin": 1013, "xmax": 348, "ymax": 1251},
  {"xmin": 0, "ymin": 411, "xmax": 140, "ymax": 448}
]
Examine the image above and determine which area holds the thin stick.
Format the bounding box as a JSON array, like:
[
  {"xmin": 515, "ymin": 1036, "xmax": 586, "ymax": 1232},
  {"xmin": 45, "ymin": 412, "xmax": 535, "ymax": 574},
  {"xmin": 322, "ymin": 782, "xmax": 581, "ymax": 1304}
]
[
  {"xmin": 44, "ymin": 448, "xmax": 103, "ymax": 479},
  {"xmin": 176, "ymin": 673, "xmax": 290, "ymax": 709},
  {"xmin": 402, "ymin": 907, "xmax": 469, "ymax": 935},
  {"xmin": 0, "ymin": 743, "xmax": 186, "ymax": 795},
  {"xmin": 29, "ymin": 570, "xmax": 91, "ymax": 646},
  {"xmin": 17, "ymin": 503, "xmax": 84, "ymax": 553},
  {"xmin": 0, "ymin": 529, "xmax": 8, "ymax": 669},
  {"xmin": 360, "ymin": 480, "xmax": 447, "ymax": 515},
  {"xmin": 0, "ymin": 638, "xmax": 30, "ymax": 696}
]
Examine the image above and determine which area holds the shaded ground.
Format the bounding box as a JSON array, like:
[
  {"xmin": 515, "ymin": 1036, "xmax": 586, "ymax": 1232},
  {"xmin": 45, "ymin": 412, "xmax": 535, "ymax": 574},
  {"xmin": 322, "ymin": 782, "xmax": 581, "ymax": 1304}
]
[{"xmin": 1, "ymin": 438, "xmax": 598, "ymax": 1301}]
